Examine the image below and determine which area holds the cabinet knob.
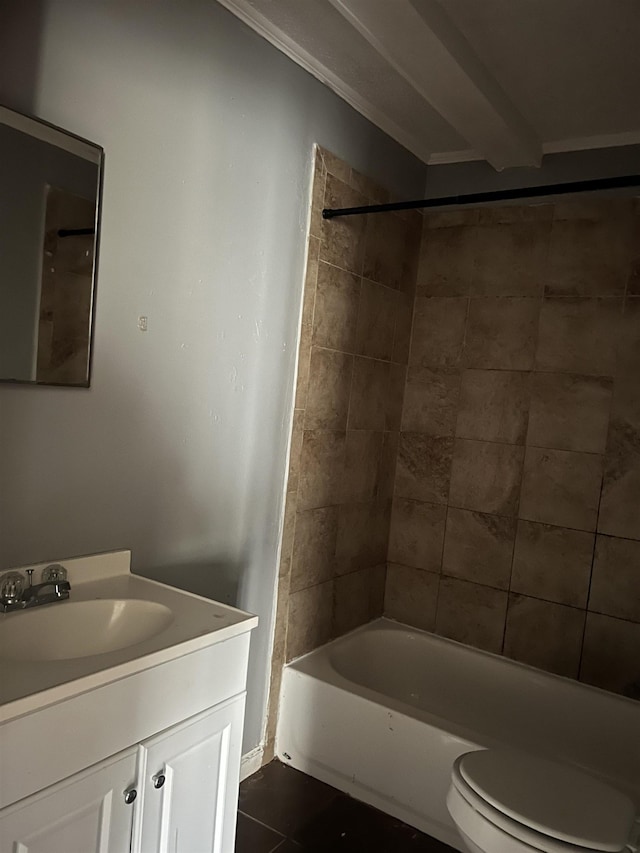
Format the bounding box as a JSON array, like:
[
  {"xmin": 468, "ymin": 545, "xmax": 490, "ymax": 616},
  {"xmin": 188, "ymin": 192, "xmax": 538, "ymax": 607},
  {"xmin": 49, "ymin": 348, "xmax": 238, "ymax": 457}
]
[
  {"xmin": 123, "ymin": 788, "xmax": 137, "ymax": 805},
  {"xmin": 152, "ymin": 773, "xmax": 166, "ymax": 789}
]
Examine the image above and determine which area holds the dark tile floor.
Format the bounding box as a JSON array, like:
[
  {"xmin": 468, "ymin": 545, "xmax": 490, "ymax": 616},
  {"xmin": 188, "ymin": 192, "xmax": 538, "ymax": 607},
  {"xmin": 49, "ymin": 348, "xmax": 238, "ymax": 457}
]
[{"xmin": 236, "ymin": 759, "xmax": 457, "ymax": 853}]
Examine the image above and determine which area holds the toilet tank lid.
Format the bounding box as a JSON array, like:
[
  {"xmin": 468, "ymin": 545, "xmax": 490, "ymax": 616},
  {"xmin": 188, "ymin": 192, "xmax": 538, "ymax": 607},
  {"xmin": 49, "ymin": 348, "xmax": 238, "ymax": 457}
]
[{"xmin": 455, "ymin": 750, "xmax": 637, "ymax": 853}]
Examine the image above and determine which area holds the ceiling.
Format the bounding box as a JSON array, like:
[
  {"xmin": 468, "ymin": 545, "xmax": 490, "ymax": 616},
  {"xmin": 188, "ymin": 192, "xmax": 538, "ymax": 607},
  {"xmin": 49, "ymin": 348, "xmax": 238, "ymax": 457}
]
[{"xmin": 216, "ymin": 0, "xmax": 640, "ymax": 170}]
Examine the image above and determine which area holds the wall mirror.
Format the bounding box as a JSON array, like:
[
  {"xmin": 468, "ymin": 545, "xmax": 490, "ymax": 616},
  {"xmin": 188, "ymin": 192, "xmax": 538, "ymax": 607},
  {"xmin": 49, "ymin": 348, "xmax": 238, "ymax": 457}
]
[{"xmin": 0, "ymin": 105, "xmax": 103, "ymax": 387}]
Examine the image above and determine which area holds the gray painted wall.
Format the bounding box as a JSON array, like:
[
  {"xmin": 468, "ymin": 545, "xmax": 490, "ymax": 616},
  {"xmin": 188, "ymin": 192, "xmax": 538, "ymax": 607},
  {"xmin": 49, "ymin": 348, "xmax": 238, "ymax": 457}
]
[{"xmin": 0, "ymin": 0, "xmax": 426, "ymax": 754}]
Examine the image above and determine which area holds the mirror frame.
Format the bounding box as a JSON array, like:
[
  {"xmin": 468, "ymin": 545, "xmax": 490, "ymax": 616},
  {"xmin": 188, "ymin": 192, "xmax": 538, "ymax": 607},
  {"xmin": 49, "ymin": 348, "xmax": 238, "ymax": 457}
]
[{"xmin": 0, "ymin": 104, "xmax": 104, "ymax": 388}]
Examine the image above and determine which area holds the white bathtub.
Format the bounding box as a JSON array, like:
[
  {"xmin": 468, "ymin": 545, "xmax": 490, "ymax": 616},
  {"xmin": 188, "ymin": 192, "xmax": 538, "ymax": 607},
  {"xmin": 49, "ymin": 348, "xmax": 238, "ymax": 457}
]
[{"xmin": 276, "ymin": 618, "xmax": 640, "ymax": 850}]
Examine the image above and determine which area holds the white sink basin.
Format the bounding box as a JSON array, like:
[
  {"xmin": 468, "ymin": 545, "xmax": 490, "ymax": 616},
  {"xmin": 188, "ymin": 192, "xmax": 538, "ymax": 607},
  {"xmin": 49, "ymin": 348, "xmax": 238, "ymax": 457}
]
[{"xmin": 0, "ymin": 599, "xmax": 173, "ymax": 661}]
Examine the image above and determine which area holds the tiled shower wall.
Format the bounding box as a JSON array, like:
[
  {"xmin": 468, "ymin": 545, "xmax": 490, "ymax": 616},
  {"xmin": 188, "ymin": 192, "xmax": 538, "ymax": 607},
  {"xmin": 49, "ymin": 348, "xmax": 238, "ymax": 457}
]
[
  {"xmin": 264, "ymin": 148, "xmax": 420, "ymax": 756},
  {"xmin": 385, "ymin": 199, "xmax": 640, "ymax": 696}
]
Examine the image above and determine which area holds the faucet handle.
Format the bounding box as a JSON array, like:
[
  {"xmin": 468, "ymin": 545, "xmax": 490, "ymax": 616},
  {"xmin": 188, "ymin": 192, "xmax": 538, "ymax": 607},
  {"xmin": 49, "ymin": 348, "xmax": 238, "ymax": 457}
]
[
  {"xmin": 0, "ymin": 571, "xmax": 25, "ymax": 605},
  {"xmin": 42, "ymin": 564, "xmax": 68, "ymax": 583}
]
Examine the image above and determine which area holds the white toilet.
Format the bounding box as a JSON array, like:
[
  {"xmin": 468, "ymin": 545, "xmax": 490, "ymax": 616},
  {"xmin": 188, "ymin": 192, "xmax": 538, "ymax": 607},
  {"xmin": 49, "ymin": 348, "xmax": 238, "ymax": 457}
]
[{"xmin": 447, "ymin": 749, "xmax": 639, "ymax": 853}]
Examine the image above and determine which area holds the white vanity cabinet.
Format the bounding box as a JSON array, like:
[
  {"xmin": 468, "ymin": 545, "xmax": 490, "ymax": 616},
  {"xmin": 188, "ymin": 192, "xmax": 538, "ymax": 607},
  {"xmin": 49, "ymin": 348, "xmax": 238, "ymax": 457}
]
[
  {"xmin": 0, "ymin": 551, "xmax": 258, "ymax": 853},
  {"xmin": 0, "ymin": 749, "xmax": 139, "ymax": 853},
  {"xmin": 0, "ymin": 696, "xmax": 244, "ymax": 853},
  {"xmin": 136, "ymin": 696, "xmax": 245, "ymax": 853}
]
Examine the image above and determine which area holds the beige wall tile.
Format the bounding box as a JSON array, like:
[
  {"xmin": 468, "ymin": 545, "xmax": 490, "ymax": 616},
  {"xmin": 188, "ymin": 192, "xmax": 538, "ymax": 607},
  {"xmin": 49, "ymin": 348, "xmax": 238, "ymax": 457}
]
[
  {"xmin": 286, "ymin": 580, "xmax": 334, "ymax": 661},
  {"xmin": 503, "ymin": 595, "xmax": 585, "ymax": 678},
  {"xmin": 627, "ymin": 252, "xmax": 640, "ymax": 296},
  {"xmin": 369, "ymin": 564, "xmax": 387, "ymax": 617},
  {"xmin": 449, "ymin": 439, "xmax": 524, "ymax": 517},
  {"xmin": 471, "ymin": 221, "xmax": 550, "ymax": 297},
  {"xmin": 425, "ymin": 209, "xmax": 479, "ymax": 229},
  {"xmin": 363, "ymin": 212, "xmax": 417, "ymax": 292},
  {"xmin": 312, "ymin": 261, "xmax": 360, "ymax": 352},
  {"xmin": 435, "ymin": 577, "xmax": 507, "ymax": 654},
  {"xmin": 384, "ymin": 563, "xmax": 439, "ymax": 631},
  {"xmin": 305, "ymin": 346, "xmax": 353, "ymax": 430},
  {"xmin": 599, "ymin": 304, "xmax": 640, "ymax": 538},
  {"xmin": 401, "ymin": 366, "xmax": 460, "ymax": 436},
  {"xmin": 385, "ymin": 363, "xmax": 407, "ymax": 431},
  {"xmin": 520, "ymin": 447, "xmax": 603, "ymax": 531},
  {"xmin": 334, "ymin": 567, "xmax": 376, "ymax": 636},
  {"xmin": 456, "ymin": 369, "xmax": 529, "ymax": 445},
  {"xmin": 527, "ymin": 373, "xmax": 612, "ymax": 453},
  {"xmin": 410, "ymin": 297, "xmax": 467, "ymax": 368},
  {"xmin": 511, "ymin": 521, "xmax": 594, "ymax": 608},
  {"xmin": 442, "ymin": 507, "xmax": 515, "ymax": 589},
  {"xmin": 320, "ymin": 174, "xmax": 367, "ymax": 274},
  {"xmin": 388, "ymin": 498, "xmax": 446, "ymax": 572},
  {"xmin": 553, "ymin": 198, "xmax": 636, "ymax": 222},
  {"xmin": 392, "ymin": 294, "xmax": 414, "ymax": 365},
  {"xmin": 342, "ymin": 430, "xmax": 384, "ymax": 503},
  {"xmin": 319, "ymin": 147, "xmax": 351, "ymax": 183},
  {"xmin": 402, "ymin": 215, "xmax": 422, "ymax": 298},
  {"xmin": 599, "ymin": 437, "xmax": 640, "ymax": 540},
  {"xmin": 395, "ymin": 433, "xmax": 453, "ymax": 504},
  {"xmin": 265, "ymin": 572, "xmax": 291, "ymax": 751},
  {"xmin": 580, "ymin": 612, "xmax": 640, "ymax": 695},
  {"xmin": 280, "ymin": 491, "xmax": 298, "ymax": 566},
  {"xmin": 278, "ymin": 556, "xmax": 291, "ymax": 587},
  {"xmin": 301, "ymin": 237, "xmax": 320, "ymax": 328},
  {"xmin": 290, "ymin": 506, "xmax": 339, "ymax": 593},
  {"xmin": 348, "ymin": 170, "xmax": 389, "ymax": 204},
  {"xmin": 298, "ymin": 430, "xmax": 346, "ymax": 510},
  {"xmin": 287, "ymin": 409, "xmax": 305, "ymax": 494},
  {"xmin": 348, "ymin": 357, "xmax": 389, "ymax": 431},
  {"xmin": 377, "ymin": 432, "xmax": 399, "ymax": 501},
  {"xmin": 615, "ymin": 297, "xmax": 640, "ymax": 381},
  {"xmin": 536, "ymin": 297, "xmax": 622, "ymax": 376},
  {"xmin": 336, "ymin": 501, "xmax": 389, "ymax": 575},
  {"xmin": 477, "ymin": 205, "xmax": 553, "ymax": 225},
  {"xmin": 355, "ymin": 279, "xmax": 398, "ymax": 360},
  {"xmin": 545, "ymin": 215, "xmax": 635, "ymax": 297},
  {"xmin": 294, "ymin": 323, "xmax": 312, "ymax": 409},
  {"xmin": 417, "ymin": 225, "xmax": 476, "ymax": 296},
  {"xmin": 589, "ymin": 535, "xmax": 640, "ymax": 622},
  {"xmin": 464, "ymin": 298, "xmax": 539, "ymax": 370},
  {"xmin": 309, "ymin": 151, "xmax": 327, "ymax": 240}
]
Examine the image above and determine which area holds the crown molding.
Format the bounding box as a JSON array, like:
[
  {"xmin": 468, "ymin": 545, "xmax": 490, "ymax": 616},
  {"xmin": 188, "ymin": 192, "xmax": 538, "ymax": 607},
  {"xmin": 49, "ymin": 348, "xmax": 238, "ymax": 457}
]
[
  {"xmin": 216, "ymin": 0, "xmax": 434, "ymax": 165},
  {"xmin": 427, "ymin": 130, "xmax": 640, "ymax": 167},
  {"xmin": 427, "ymin": 149, "xmax": 482, "ymax": 165},
  {"xmin": 543, "ymin": 131, "xmax": 640, "ymax": 155}
]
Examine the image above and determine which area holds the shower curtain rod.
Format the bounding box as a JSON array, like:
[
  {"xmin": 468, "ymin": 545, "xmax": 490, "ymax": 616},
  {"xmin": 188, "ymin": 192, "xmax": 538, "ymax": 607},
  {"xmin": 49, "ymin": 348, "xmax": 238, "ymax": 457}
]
[{"xmin": 322, "ymin": 174, "xmax": 640, "ymax": 219}]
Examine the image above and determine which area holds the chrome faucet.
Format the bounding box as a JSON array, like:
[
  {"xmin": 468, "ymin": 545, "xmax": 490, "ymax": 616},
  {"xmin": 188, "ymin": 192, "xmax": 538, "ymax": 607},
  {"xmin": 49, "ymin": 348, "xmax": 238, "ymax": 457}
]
[{"xmin": 0, "ymin": 565, "xmax": 71, "ymax": 612}]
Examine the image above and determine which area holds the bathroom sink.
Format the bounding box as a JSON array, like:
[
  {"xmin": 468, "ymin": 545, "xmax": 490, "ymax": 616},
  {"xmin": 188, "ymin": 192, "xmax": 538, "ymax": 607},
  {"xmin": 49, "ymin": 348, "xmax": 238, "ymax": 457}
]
[{"xmin": 0, "ymin": 599, "xmax": 173, "ymax": 661}]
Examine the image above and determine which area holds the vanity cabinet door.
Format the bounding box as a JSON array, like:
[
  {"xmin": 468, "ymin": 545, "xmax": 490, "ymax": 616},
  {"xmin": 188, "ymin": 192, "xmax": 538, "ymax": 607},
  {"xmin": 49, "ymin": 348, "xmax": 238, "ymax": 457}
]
[
  {"xmin": 0, "ymin": 747, "xmax": 138, "ymax": 853},
  {"xmin": 138, "ymin": 695, "xmax": 245, "ymax": 853}
]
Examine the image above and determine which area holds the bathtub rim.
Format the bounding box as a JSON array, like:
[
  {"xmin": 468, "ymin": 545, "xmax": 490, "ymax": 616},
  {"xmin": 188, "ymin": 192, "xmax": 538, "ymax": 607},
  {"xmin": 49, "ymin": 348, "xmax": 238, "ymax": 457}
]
[
  {"xmin": 280, "ymin": 617, "xmax": 640, "ymax": 797},
  {"xmin": 286, "ymin": 617, "xmax": 639, "ymax": 714}
]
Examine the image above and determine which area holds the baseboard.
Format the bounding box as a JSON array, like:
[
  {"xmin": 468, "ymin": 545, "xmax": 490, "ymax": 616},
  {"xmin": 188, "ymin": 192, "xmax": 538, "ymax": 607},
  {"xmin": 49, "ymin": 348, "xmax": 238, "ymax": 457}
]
[{"xmin": 240, "ymin": 745, "xmax": 264, "ymax": 781}]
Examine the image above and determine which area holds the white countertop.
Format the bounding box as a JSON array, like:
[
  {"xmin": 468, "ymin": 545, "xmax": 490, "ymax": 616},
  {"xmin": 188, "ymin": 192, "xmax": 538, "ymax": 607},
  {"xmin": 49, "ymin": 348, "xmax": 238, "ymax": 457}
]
[{"xmin": 0, "ymin": 550, "xmax": 258, "ymax": 723}]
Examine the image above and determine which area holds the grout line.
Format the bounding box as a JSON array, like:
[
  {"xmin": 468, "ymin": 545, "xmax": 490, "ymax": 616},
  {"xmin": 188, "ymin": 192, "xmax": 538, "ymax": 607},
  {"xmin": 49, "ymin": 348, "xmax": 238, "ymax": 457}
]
[
  {"xmin": 388, "ymin": 560, "xmax": 640, "ymax": 626},
  {"xmin": 237, "ymin": 810, "xmax": 286, "ymax": 840},
  {"xmin": 577, "ymin": 389, "xmax": 615, "ymax": 678},
  {"xmin": 417, "ymin": 291, "xmax": 627, "ymax": 301},
  {"xmin": 411, "ymin": 361, "xmax": 618, "ymax": 379},
  {"xmin": 318, "ymin": 254, "xmax": 403, "ymax": 293}
]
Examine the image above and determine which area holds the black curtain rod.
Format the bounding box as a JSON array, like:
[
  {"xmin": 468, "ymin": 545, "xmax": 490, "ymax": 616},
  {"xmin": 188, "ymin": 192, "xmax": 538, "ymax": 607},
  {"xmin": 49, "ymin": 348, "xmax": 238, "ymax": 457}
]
[{"xmin": 322, "ymin": 174, "xmax": 640, "ymax": 219}]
